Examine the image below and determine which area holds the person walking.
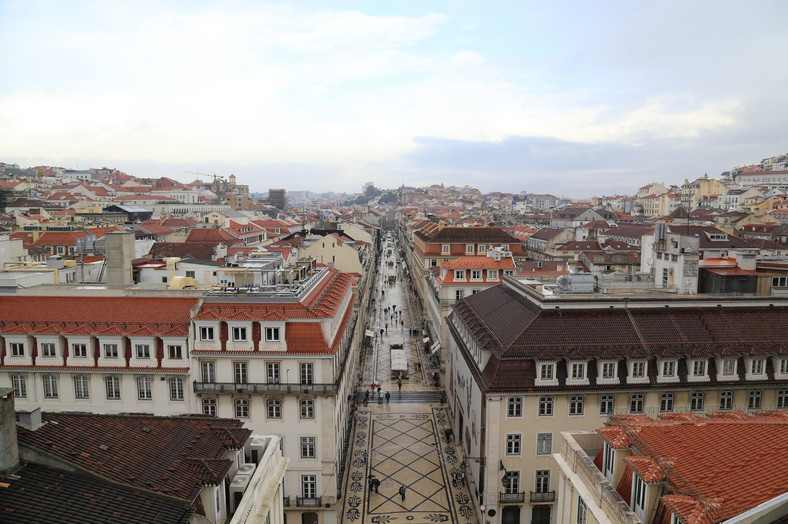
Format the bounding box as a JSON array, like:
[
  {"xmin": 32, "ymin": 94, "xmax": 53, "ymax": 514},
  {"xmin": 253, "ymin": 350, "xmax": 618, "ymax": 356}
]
[
  {"xmin": 397, "ymin": 378, "xmax": 402, "ymax": 393},
  {"xmin": 398, "ymin": 485, "xmax": 406, "ymax": 501},
  {"xmin": 385, "ymin": 391, "xmax": 390, "ymax": 404},
  {"xmin": 377, "ymin": 386, "xmax": 382, "ymax": 398},
  {"xmin": 364, "ymin": 390, "xmax": 369, "ymax": 406}
]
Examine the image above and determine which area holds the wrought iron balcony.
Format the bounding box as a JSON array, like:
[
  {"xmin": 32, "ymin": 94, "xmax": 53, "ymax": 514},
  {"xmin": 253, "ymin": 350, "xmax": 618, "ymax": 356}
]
[
  {"xmin": 193, "ymin": 381, "xmax": 337, "ymax": 395},
  {"xmin": 530, "ymin": 490, "xmax": 556, "ymax": 503},
  {"xmin": 283, "ymin": 496, "xmax": 290, "ymax": 507},
  {"xmin": 296, "ymin": 496, "xmax": 322, "ymax": 507},
  {"xmin": 498, "ymin": 491, "xmax": 525, "ymax": 503}
]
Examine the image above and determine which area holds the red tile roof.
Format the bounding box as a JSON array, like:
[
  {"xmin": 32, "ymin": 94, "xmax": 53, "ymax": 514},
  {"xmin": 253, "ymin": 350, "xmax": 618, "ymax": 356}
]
[{"xmin": 16, "ymin": 412, "xmax": 250, "ymax": 503}]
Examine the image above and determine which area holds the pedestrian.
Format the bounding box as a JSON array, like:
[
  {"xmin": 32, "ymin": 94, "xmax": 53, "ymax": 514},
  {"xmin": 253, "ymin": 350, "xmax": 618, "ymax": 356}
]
[
  {"xmin": 364, "ymin": 390, "xmax": 369, "ymax": 406},
  {"xmin": 385, "ymin": 391, "xmax": 390, "ymax": 403},
  {"xmin": 397, "ymin": 378, "xmax": 402, "ymax": 392},
  {"xmin": 380, "ymin": 328, "xmax": 384, "ymax": 337},
  {"xmin": 398, "ymin": 485, "xmax": 406, "ymax": 501},
  {"xmin": 377, "ymin": 386, "xmax": 382, "ymax": 398},
  {"xmin": 385, "ymin": 323, "xmax": 388, "ymax": 332}
]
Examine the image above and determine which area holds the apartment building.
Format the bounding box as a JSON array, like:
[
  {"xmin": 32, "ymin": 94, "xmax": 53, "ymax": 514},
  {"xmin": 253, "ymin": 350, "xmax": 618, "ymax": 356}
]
[
  {"xmin": 0, "ymin": 263, "xmax": 369, "ymax": 524},
  {"xmin": 555, "ymin": 412, "xmax": 788, "ymax": 524},
  {"xmin": 445, "ymin": 276, "xmax": 788, "ymax": 524}
]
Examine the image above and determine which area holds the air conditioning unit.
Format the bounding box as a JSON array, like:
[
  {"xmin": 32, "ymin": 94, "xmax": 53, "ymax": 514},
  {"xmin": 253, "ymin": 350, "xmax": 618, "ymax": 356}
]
[
  {"xmin": 229, "ymin": 474, "xmax": 250, "ymax": 513},
  {"xmin": 238, "ymin": 463, "xmax": 255, "ymax": 477},
  {"xmin": 250, "ymin": 437, "xmax": 268, "ymax": 464}
]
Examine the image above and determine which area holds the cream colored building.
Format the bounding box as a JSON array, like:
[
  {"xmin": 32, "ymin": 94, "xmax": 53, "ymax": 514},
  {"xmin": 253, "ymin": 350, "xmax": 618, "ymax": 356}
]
[{"xmin": 445, "ymin": 277, "xmax": 788, "ymax": 524}]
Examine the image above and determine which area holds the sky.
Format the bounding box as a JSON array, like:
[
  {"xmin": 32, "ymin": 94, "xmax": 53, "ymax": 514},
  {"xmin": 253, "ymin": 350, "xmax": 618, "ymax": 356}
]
[{"xmin": 1, "ymin": 0, "xmax": 787, "ymax": 198}]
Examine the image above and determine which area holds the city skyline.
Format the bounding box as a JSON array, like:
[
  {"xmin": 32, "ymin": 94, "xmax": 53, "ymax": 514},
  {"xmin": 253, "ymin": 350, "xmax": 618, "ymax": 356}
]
[{"xmin": 2, "ymin": 1, "xmax": 787, "ymax": 197}]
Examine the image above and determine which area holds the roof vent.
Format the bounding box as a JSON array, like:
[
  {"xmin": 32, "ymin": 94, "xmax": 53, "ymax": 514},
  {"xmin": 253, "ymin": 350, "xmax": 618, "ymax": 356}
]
[
  {"xmin": 141, "ymin": 426, "xmax": 152, "ymax": 433},
  {"xmin": 18, "ymin": 408, "xmax": 42, "ymax": 431}
]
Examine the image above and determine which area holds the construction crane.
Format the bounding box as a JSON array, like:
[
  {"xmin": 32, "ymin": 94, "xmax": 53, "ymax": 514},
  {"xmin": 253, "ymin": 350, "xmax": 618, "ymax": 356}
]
[{"xmin": 184, "ymin": 170, "xmax": 226, "ymax": 190}]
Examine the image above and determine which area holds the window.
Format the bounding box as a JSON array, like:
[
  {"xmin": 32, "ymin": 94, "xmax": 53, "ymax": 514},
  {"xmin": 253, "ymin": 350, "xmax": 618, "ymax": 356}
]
[
  {"xmin": 201, "ymin": 361, "xmax": 215, "ymax": 383},
  {"xmin": 455, "ymin": 289, "xmax": 465, "ymax": 301},
  {"xmin": 11, "ymin": 375, "xmax": 27, "ymax": 398},
  {"xmin": 722, "ymin": 359, "xmax": 736, "ymax": 376},
  {"xmin": 538, "ymin": 396, "xmax": 554, "ymax": 417},
  {"xmin": 300, "ymin": 363, "xmax": 313, "ymax": 385},
  {"xmin": 74, "ymin": 375, "xmax": 90, "ymax": 399},
  {"xmin": 661, "ymin": 360, "xmax": 676, "ymax": 377},
  {"xmin": 267, "ymin": 399, "xmax": 281, "ymax": 418},
  {"xmin": 235, "ymin": 398, "xmax": 249, "ymax": 418},
  {"xmin": 267, "ymin": 362, "xmax": 280, "ymax": 383},
  {"xmin": 466, "ymin": 244, "xmax": 474, "ymax": 254},
  {"xmin": 169, "ymin": 377, "xmax": 184, "ymax": 401},
  {"xmin": 719, "ymin": 390, "xmax": 733, "ymax": 410},
  {"xmin": 202, "ymin": 398, "xmax": 217, "ymax": 416},
  {"xmin": 570, "ymin": 362, "xmax": 586, "ymax": 381},
  {"xmin": 72, "ymin": 343, "xmax": 87, "ymax": 358},
  {"xmin": 234, "ymin": 362, "xmax": 248, "ymax": 384},
  {"xmin": 200, "ymin": 326, "xmax": 214, "ymax": 341},
  {"xmin": 106, "ymin": 376, "xmax": 121, "ymax": 400},
  {"xmin": 431, "ymin": 259, "xmax": 438, "ymax": 267},
  {"xmin": 535, "ymin": 470, "xmax": 550, "ymax": 493},
  {"xmin": 600, "ymin": 394, "xmax": 615, "ymax": 415},
  {"xmin": 601, "ymin": 362, "xmax": 617, "ymax": 380},
  {"xmin": 301, "ymin": 474, "xmax": 317, "ymax": 498},
  {"xmin": 478, "ymin": 244, "xmax": 486, "ymax": 254},
  {"xmin": 630, "ymin": 393, "xmax": 644, "ymax": 413},
  {"xmin": 604, "ymin": 443, "xmax": 615, "ymax": 478},
  {"xmin": 488, "ymin": 269, "xmax": 499, "ymax": 280},
  {"xmin": 692, "ymin": 360, "xmax": 707, "ymax": 377},
  {"xmin": 137, "ymin": 376, "xmax": 152, "ymax": 400},
  {"xmin": 780, "ymin": 358, "xmax": 788, "ymax": 375},
  {"xmin": 751, "ymin": 358, "xmax": 765, "ymax": 375},
  {"xmin": 569, "ymin": 395, "xmax": 585, "ymax": 416},
  {"xmin": 168, "ymin": 345, "xmax": 182, "ymax": 359},
  {"xmin": 185, "ymin": 270, "xmax": 195, "ymax": 278},
  {"xmin": 300, "ymin": 399, "xmax": 315, "ymax": 419},
  {"xmin": 778, "ymin": 390, "xmax": 788, "ymax": 409},
  {"xmin": 503, "ymin": 471, "xmax": 520, "ymax": 494},
  {"xmin": 104, "ymin": 343, "xmax": 118, "ymax": 358},
  {"xmin": 506, "ymin": 434, "xmax": 521, "ymax": 455},
  {"xmin": 772, "ymin": 276, "xmax": 788, "ymax": 287},
  {"xmin": 690, "ymin": 392, "xmax": 704, "ymax": 411},
  {"xmin": 135, "ymin": 344, "xmax": 150, "ymax": 359},
  {"xmin": 41, "ymin": 343, "xmax": 56, "ymax": 357},
  {"xmin": 300, "ymin": 436, "xmax": 316, "ymax": 458},
  {"xmin": 232, "ymin": 327, "xmax": 247, "ymax": 341},
  {"xmin": 10, "ymin": 343, "xmax": 25, "ymax": 356},
  {"xmin": 539, "ymin": 363, "xmax": 554, "ymax": 381},
  {"xmin": 633, "ymin": 475, "xmax": 647, "ymax": 516},
  {"xmin": 265, "ymin": 327, "xmax": 280, "ymax": 342},
  {"xmin": 536, "ymin": 433, "xmax": 552, "ymax": 454},
  {"xmin": 441, "ymin": 244, "xmax": 450, "ymax": 254},
  {"xmin": 507, "ymin": 397, "xmax": 523, "ymax": 417},
  {"xmin": 455, "ymin": 270, "xmax": 467, "ymax": 281},
  {"xmin": 43, "ymin": 375, "xmax": 58, "ymax": 398},
  {"xmin": 748, "ymin": 390, "xmax": 762, "ymax": 410},
  {"xmin": 471, "ymin": 270, "xmax": 481, "ymax": 280},
  {"xmin": 631, "ymin": 361, "xmax": 646, "ymax": 379},
  {"xmin": 577, "ymin": 496, "xmax": 588, "ymax": 524},
  {"xmin": 660, "ymin": 393, "xmax": 674, "ymax": 412}
]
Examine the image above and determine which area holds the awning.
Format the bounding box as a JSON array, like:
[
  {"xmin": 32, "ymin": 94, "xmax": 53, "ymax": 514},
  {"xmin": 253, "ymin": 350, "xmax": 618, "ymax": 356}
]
[
  {"xmin": 365, "ymin": 330, "xmax": 374, "ymax": 337},
  {"xmin": 423, "ymin": 337, "xmax": 430, "ymax": 344},
  {"xmin": 431, "ymin": 341, "xmax": 441, "ymax": 355}
]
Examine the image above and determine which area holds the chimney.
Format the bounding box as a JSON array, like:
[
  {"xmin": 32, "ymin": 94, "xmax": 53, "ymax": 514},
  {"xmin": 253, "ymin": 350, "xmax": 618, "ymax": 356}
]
[
  {"xmin": 105, "ymin": 232, "xmax": 134, "ymax": 285},
  {"xmin": 0, "ymin": 388, "xmax": 20, "ymax": 473},
  {"xmin": 18, "ymin": 408, "xmax": 42, "ymax": 431}
]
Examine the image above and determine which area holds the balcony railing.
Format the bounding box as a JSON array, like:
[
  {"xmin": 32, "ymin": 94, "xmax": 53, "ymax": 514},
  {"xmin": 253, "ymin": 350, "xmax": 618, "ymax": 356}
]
[
  {"xmin": 193, "ymin": 381, "xmax": 337, "ymax": 395},
  {"xmin": 498, "ymin": 491, "xmax": 525, "ymax": 503},
  {"xmin": 283, "ymin": 496, "xmax": 290, "ymax": 507},
  {"xmin": 296, "ymin": 496, "xmax": 322, "ymax": 507},
  {"xmin": 530, "ymin": 490, "xmax": 556, "ymax": 503}
]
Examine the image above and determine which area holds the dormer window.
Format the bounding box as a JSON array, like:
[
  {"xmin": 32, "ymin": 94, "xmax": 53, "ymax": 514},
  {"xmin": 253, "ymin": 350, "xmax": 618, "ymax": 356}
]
[
  {"xmin": 265, "ymin": 327, "xmax": 281, "ymax": 342},
  {"xmin": 629, "ymin": 360, "xmax": 648, "ymax": 382},
  {"xmin": 569, "ymin": 362, "xmax": 587, "ymax": 381},
  {"xmin": 692, "ymin": 360, "xmax": 706, "ymax": 376},
  {"xmin": 200, "ymin": 326, "xmax": 215, "ymax": 341},
  {"xmin": 488, "ymin": 269, "xmax": 499, "ymax": 280},
  {"xmin": 599, "ymin": 361, "xmax": 617, "ymax": 381},
  {"xmin": 660, "ymin": 359, "xmax": 677, "ymax": 380},
  {"xmin": 455, "ymin": 270, "xmax": 466, "ymax": 280},
  {"xmin": 441, "ymin": 244, "xmax": 450, "ymax": 254},
  {"xmin": 466, "ymin": 244, "xmax": 474, "ymax": 254},
  {"xmin": 720, "ymin": 358, "xmax": 737, "ymax": 377},
  {"xmin": 748, "ymin": 357, "xmax": 766, "ymax": 378},
  {"xmin": 478, "ymin": 244, "xmax": 486, "ymax": 254},
  {"xmin": 536, "ymin": 362, "xmax": 558, "ymax": 385},
  {"xmin": 232, "ymin": 327, "xmax": 247, "ymax": 342},
  {"xmin": 776, "ymin": 357, "xmax": 788, "ymax": 377},
  {"xmin": 471, "ymin": 270, "xmax": 482, "ymax": 281}
]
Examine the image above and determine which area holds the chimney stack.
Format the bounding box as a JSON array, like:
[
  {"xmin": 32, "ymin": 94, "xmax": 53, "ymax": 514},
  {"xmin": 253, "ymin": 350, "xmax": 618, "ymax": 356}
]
[{"xmin": 0, "ymin": 388, "xmax": 20, "ymax": 473}]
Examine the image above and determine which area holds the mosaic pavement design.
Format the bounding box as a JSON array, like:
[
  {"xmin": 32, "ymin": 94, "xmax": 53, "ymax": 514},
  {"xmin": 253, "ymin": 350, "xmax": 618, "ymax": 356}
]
[{"xmin": 342, "ymin": 408, "xmax": 476, "ymax": 524}]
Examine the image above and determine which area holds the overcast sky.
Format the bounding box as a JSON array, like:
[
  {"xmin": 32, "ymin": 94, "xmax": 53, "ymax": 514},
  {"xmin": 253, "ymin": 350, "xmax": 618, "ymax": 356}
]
[{"xmin": 1, "ymin": 1, "xmax": 786, "ymax": 197}]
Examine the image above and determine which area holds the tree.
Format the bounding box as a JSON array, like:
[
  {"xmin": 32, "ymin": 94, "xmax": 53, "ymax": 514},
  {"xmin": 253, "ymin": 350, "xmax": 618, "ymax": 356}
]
[{"xmin": 0, "ymin": 189, "xmax": 10, "ymax": 212}]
